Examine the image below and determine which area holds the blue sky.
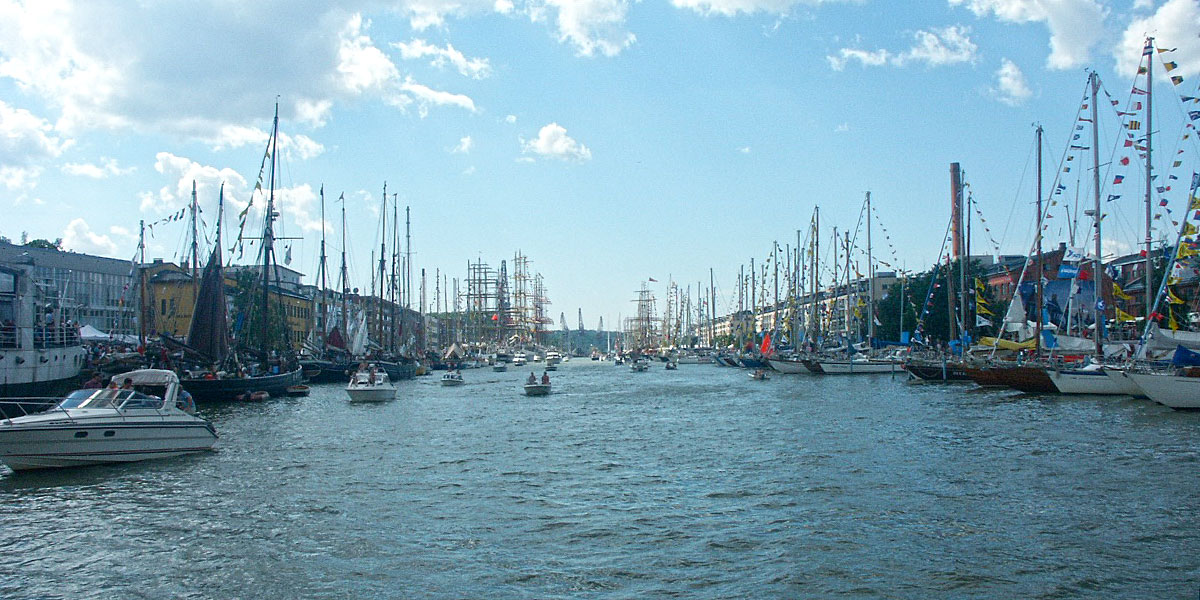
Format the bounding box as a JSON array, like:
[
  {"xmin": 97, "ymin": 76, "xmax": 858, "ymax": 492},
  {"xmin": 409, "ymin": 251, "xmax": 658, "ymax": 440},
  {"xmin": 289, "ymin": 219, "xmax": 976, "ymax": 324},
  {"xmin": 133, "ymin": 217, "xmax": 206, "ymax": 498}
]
[{"xmin": 2, "ymin": 0, "xmax": 1200, "ymax": 331}]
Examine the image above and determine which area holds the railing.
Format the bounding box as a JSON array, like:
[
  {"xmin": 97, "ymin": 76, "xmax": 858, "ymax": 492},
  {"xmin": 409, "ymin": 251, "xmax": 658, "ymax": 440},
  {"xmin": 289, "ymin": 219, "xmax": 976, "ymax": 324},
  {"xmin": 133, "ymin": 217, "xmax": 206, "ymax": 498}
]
[
  {"xmin": 0, "ymin": 398, "xmax": 73, "ymax": 422},
  {"xmin": 0, "ymin": 325, "xmax": 82, "ymax": 349}
]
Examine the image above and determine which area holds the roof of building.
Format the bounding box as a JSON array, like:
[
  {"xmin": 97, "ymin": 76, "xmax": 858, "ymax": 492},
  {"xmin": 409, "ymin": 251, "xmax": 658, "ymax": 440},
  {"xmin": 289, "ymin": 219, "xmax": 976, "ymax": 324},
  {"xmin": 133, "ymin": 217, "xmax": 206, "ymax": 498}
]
[{"xmin": 0, "ymin": 241, "xmax": 134, "ymax": 276}]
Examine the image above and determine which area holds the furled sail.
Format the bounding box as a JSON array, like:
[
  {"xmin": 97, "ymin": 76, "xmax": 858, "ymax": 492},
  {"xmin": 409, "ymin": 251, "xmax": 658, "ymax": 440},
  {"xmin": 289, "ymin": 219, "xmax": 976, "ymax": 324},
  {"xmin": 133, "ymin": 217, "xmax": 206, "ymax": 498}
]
[{"xmin": 186, "ymin": 245, "xmax": 230, "ymax": 364}]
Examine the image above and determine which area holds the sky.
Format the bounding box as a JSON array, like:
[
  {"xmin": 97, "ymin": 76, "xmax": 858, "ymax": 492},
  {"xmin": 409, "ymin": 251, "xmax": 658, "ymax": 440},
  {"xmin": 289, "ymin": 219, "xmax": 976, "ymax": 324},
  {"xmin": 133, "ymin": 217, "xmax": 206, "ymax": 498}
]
[{"xmin": 3, "ymin": 0, "xmax": 1200, "ymax": 332}]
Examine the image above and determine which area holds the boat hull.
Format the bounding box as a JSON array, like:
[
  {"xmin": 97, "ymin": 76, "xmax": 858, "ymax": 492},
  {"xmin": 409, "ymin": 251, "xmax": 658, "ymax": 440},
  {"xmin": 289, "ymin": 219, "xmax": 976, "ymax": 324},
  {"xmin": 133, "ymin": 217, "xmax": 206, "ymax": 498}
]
[
  {"xmin": 967, "ymin": 365, "xmax": 1056, "ymax": 393},
  {"xmin": 523, "ymin": 384, "xmax": 550, "ymax": 396},
  {"xmin": 903, "ymin": 360, "xmax": 974, "ymax": 382},
  {"xmin": 767, "ymin": 358, "xmax": 810, "ymax": 374},
  {"xmin": 441, "ymin": 378, "xmax": 464, "ymax": 386},
  {"xmin": 345, "ymin": 387, "xmax": 396, "ymax": 402},
  {"xmin": 182, "ymin": 368, "xmax": 303, "ymax": 402},
  {"xmin": 0, "ymin": 421, "xmax": 217, "ymax": 471},
  {"xmin": 1048, "ymin": 369, "xmax": 1141, "ymax": 395},
  {"xmin": 817, "ymin": 360, "xmax": 900, "ymax": 374},
  {"xmin": 0, "ymin": 346, "xmax": 87, "ymax": 399},
  {"xmin": 1126, "ymin": 372, "xmax": 1200, "ymax": 409}
]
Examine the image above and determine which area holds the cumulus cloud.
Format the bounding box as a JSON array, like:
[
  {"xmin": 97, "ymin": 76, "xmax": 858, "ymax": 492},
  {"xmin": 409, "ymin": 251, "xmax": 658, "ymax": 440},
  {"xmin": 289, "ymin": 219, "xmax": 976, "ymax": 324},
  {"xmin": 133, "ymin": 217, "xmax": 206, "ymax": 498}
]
[
  {"xmin": 0, "ymin": 4, "xmax": 474, "ymax": 149},
  {"xmin": 1114, "ymin": 0, "xmax": 1200, "ymax": 77},
  {"xmin": 0, "ymin": 100, "xmax": 73, "ymax": 188},
  {"xmin": 61, "ymin": 157, "xmax": 135, "ymax": 178},
  {"xmin": 399, "ymin": 77, "xmax": 477, "ymax": 116},
  {"xmin": 991, "ymin": 58, "xmax": 1032, "ymax": 105},
  {"xmin": 204, "ymin": 126, "xmax": 326, "ymax": 160},
  {"xmin": 505, "ymin": 114, "xmax": 517, "ymax": 124},
  {"xmin": 453, "ymin": 135, "xmax": 473, "ymax": 153},
  {"xmin": 829, "ymin": 26, "xmax": 978, "ymax": 70},
  {"xmin": 671, "ymin": 0, "xmax": 844, "ymax": 17},
  {"xmin": 738, "ymin": 146, "xmax": 751, "ymax": 153},
  {"xmin": 950, "ymin": 0, "xmax": 1105, "ymax": 70},
  {"xmin": 61, "ymin": 218, "xmax": 119, "ymax": 257},
  {"xmin": 393, "ymin": 38, "xmax": 492, "ymax": 79},
  {"xmin": 530, "ymin": 0, "xmax": 637, "ymax": 57},
  {"xmin": 520, "ymin": 123, "xmax": 592, "ymax": 161}
]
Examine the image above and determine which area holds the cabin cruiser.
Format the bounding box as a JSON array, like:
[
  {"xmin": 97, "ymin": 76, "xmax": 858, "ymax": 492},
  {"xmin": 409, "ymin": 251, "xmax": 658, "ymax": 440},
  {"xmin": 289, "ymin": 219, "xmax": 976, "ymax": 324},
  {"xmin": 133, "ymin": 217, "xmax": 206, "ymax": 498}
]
[
  {"xmin": 441, "ymin": 371, "xmax": 464, "ymax": 386},
  {"xmin": 0, "ymin": 369, "xmax": 218, "ymax": 471},
  {"xmin": 544, "ymin": 351, "xmax": 562, "ymax": 366},
  {"xmin": 512, "ymin": 352, "xmax": 528, "ymax": 367},
  {"xmin": 345, "ymin": 365, "xmax": 396, "ymax": 402}
]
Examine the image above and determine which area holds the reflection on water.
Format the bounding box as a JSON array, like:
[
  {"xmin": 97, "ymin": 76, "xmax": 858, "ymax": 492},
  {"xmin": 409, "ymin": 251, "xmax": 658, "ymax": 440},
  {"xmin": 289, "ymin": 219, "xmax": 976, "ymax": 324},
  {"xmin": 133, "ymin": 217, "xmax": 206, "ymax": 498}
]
[{"xmin": 2, "ymin": 361, "xmax": 1198, "ymax": 598}]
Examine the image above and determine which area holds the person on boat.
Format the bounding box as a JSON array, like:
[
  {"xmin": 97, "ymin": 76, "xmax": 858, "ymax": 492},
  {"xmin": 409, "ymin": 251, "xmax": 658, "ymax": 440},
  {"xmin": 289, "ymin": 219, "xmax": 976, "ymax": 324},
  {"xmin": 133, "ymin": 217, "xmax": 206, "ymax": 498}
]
[
  {"xmin": 120, "ymin": 378, "xmax": 134, "ymax": 390},
  {"xmin": 82, "ymin": 373, "xmax": 104, "ymax": 389},
  {"xmin": 526, "ymin": 372, "xmax": 537, "ymax": 385},
  {"xmin": 368, "ymin": 366, "xmax": 377, "ymax": 385},
  {"xmin": 541, "ymin": 371, "xmax": 550, "ymax": 385}
]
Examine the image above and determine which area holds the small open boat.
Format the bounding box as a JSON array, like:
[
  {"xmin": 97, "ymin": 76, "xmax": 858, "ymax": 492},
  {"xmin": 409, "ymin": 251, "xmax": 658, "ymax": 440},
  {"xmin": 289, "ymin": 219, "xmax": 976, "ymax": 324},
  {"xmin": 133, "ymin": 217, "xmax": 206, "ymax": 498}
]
[
  {"xmin": 523, "ymin": 383, "xmax": 550, "ymax": 396},
  {"xmin": 346, "ymin": 366, "xmax": 396, "ymax": 403},
  {"xmin": 749, "ymin": 369, "xmax": 770, "ymax": 380},
  {"xmin": 286, "ymin": 385, "xmax": 310, "ymax": 397},
  {"xmin": 441, "ymin": 372, "xmax": 464, "ymax": 386}
]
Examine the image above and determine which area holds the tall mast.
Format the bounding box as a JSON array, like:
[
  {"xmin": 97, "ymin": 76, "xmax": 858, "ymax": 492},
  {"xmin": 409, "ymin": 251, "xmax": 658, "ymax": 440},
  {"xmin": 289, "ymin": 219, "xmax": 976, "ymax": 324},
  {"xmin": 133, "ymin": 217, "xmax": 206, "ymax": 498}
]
[
  {"xmin": 1035, "ymin": 124, "xmax": 1044, "ymax": 357},
  {"xmin": 405, "ymin": 207, "xmax": 412, "ymax": 310},
  {"xmin": 190, "ymin": 180, "xmax": 199, "ymax": 304},
  {"xmin": 708, "ymin": 267, "xmax": 715, "ymax": 345},
  {"xmin": 1144, "ymin": 37, "xmax": 1155, "ymax": 321},
  {"xmin": 866, "ymin": 191, "xmax": 875, "ymax": 343},
  {"xmin": 843, "ymin": 230, "xmax": 851, "ymax": 340},
  {"xmin": 773, "ymin": 241, "xmax": 779, "ymax": 339},
  {"xmin": 1090, "ymin": 71, "xmax": 1104, "ymax": 359},
  {"xmin": 138, "ymin": 219, "xmax": 146, "ymax": 347},
  {"xmin": 390, "ymin": 193, "xmax": 398, "ymax": 353},
  {"xmin": 812, "ymin": 207, "xmax": 820, "ymax": 344},
  {"xmin": 339, "ymin": 193, "xmax": 348, "ymax": 350},
  {"xmin": 378, "ymin": 182, "xmax": 387, "ymax": 349},
  {"xmin": 318, "ymin": 185, "xmax": 328, "ymax": 353},
  {"xmin": 263, "ymin": 102, "xmax": 280, "ymax": 350}
]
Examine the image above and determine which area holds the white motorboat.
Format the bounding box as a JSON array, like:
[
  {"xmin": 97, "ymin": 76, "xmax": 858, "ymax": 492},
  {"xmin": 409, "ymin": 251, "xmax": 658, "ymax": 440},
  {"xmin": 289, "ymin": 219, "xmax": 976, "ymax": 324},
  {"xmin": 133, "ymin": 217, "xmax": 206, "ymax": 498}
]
[
  {"xmin": 345, "ymin": 367, "xmax": 396, "ymax": 402},
  {"xmin": 492, "ymin": 363, "xmax": 508, "ymax": 372},
  {"xmin": 513, "ymin": 352, "xmax": 528, "ymax": 367},
  {"xmin": 749, "ymin": 369, "xmax": 770, "ymax": 380},
  {"xmin": 630, "ymin": 360, "xmax": 649, "ymax": 372},
  {"xmin": 441, "ymin": 371, "xmax": 464, "ymax": 386},
  {"xmin": 523, "ymin": 383, "xmax": 551, "ymax": 396},
  {"xmin": 1125, "ymin": 371, "xmax": 1200, "ymax": 409},
  {"xmin": 0, "ymin": 369, "xmax": 218, "ymax": 471},
  {"xmin": 545, "ymin": 351, "xmax": 562, "ymax": 366}
]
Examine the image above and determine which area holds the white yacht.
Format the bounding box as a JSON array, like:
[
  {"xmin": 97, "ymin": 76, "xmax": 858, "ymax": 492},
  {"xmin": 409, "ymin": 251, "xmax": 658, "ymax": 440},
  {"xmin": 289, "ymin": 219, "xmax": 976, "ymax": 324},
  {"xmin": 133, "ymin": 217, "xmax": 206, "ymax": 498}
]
[
  {"xmin": 0, "ymin": 369, "xmax": 218, "ymax": 471},
  {"xmin": 1125, "ymin": 371, "xmax": 1200, "ymax": 409},
  {"xmin": 345, "ymin": 366, "xmax": 396, "ymax": 402},
  {"xmin": 512, "ymin": 352, "xmax": 528, "ymax": 367},
  {"xmin": 545, "ymin": 351, "xmax": 562, "ymax": 366},
  {"xmin": 441, "ymin": 371, "xmax": 464, "ymax": 386}
]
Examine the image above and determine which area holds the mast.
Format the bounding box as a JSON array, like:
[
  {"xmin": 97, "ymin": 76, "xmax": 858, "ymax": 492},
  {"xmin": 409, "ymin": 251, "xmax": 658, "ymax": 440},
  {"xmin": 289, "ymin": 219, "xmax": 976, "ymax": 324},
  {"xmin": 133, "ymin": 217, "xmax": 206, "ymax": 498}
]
[
  {"xmin": 1090, "ymin": 71, "xmax": 1104, "ymax": 359},
  {"xmin": 262, "ymin": 102, "xmax": 281, "ymax": 351},
  {"xmin": 190, "ymin": 180, "xmax": 199, "ymax": 304},
  {"xmin": 1035, "ymin": 124, "xmax": 1045, "ymax": 357},
  {"xmin": 318, "ymin": 185, "xmax": 328, "ymax": 354},
  {"xmin": 812, "ymin": 207, "xmax": 820, "ymax": 344},
  {"xmin": 138, "ymin": 219, "xmax": 146, "ymax": 348},
  {"xmin": 390, "ymin": 193, "xmax": 398, "ymax": 353},
  {"xmin": 773, "ymin": 241, "xmax": 779, "ymax": 340},
  {"xmin": 1144, "ymin": 37, "xmax": 1155, "ymax": 322},
  {"xmin": 708, "ymin": 267, "xmax": 715, "ymax": 345},
  {"xmin": 843, "ymin": 230, "xmax": 851, "ymax": 341},
  {"xmin": 340, "ymin": 193, "xmax": 348, "ymax": 354},
  {"xmin": 866, "ymin": 191, "xmax": 875, "ymax": 344},
  {"xmin": 378, "ymin": 182, "xmax": 387, "ymax": 350}
]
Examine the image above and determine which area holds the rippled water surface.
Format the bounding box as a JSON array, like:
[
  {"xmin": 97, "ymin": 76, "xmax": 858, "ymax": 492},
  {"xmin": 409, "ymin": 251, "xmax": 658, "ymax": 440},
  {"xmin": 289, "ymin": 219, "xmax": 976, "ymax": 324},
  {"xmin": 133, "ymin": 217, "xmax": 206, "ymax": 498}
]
[{"xmin": 2, "ymin": 361, "xmax": 1198, "ymax": 598}]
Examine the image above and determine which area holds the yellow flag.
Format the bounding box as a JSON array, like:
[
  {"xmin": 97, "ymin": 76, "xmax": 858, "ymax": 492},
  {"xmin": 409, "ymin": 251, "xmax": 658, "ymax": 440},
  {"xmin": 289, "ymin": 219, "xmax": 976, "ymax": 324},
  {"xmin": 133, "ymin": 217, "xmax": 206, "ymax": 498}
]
[
  {"xmin": 1178, "ymin": 243, "xmax": 1198, "ymax": 259},
  {"xmin": 1113, "ymin": 282, "xmax": 1132, "ymax": 301},
  {"xmin": 976, "ymin": 299, "xmax": 994, "ymax": 316},
  {"xmin": 975, "ymin": 278, "xmax": 987, "ymax": 292},
  {"xmin": 1116, "ymin": 307, "xmax": 1137, "ymax": 322},
  {"xmin": 1169, "ymin": 308, "xmax": 1180, "ymax": 330},
  {"xmin": 1185, "ymin": 222, "xmax": 1199, "ymax": 236},
  {"xmin": 1168, "ymin": 287, "xmax": 1186, "ymax": 304}
]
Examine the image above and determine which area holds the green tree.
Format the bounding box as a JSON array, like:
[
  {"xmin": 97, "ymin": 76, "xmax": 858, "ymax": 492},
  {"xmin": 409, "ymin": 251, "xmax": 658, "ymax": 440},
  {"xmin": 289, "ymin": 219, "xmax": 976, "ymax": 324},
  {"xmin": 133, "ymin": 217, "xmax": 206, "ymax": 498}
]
[{"xmin": 230, "ymin": 270, "xmax": 290, "ymax": 353}]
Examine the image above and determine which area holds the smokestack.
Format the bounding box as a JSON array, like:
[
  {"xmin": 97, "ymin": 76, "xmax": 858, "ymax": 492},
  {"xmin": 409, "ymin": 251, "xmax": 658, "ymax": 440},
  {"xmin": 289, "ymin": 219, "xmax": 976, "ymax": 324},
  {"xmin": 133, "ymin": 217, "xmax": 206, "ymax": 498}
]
[{"xmin": 950, "ymin": 162, "xmax": 963, "ymax": 258}]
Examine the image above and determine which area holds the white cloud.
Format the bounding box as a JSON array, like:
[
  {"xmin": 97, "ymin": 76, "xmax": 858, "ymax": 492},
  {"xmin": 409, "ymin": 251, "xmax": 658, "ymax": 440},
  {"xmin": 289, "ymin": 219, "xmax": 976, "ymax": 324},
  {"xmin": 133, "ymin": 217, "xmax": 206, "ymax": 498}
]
[
  {"xmin": 521, "ymin": 122, "xmax": 592, "ymax": 161},
  {"xmin": 828, "ymin": 26, "xmax": 977, "ymax": 70},
  {"xmin": 61, "ymin": 218, "xmax": 119, "ymax": 257},
  {"xmin": 1115, "ymin": 0, "xmax": 1200, "ymax": 77},
  {"xmin": 991, "ymin": 58, "xmax": 1032, "ymax": 105},
  {"xmin": 204, "ymin": 126, "xmax": 325, "ymax": 160},
  {"xmin": 141, "ymin": 152, "xmax": 249, "ymax": 215},
  {"xmin": 393, "ymin": 38, "xmax": 492, "ymax": 79},
  {"xmin": 462, "ymin": 166, "xmax": 476, "ymax": 175},
  {"xmin": 61, "ymin": 157, "xmax": 135, "ymax": 179},
  {"xmin": 950, "ymin": 0, "xmax": 1106, "ymax": 70},
  {"xmin": 399, "ymin": 77, "xmax": 477, "ymax": 116},
  {"xmin": 0, "ymin": 6, "xmax": 473, "ymax": 152},
  {"xmin": 453, "ymin": 135, "xmax": 473, "ymax": 153},
  {"xmin": 670, "ymin": 0, "xmax": 841, "ymax": 17},
  {"xmin": 505, "ymin": 114, "xmax": 518, "ymax": 124},
  {"xmin": 834, "ymin": 122, "xmax": 850, "ymax": 132},
  {"xmin": 532, "ymin": 0, "xmax": 637, "ymax": 57},
  {"xmin": 738, "ymin": 146, "xmax": 751, "ymax": 153},
  {"xmin": 0, "ymin": 100, "xmax": 73, "ymax": 188}
]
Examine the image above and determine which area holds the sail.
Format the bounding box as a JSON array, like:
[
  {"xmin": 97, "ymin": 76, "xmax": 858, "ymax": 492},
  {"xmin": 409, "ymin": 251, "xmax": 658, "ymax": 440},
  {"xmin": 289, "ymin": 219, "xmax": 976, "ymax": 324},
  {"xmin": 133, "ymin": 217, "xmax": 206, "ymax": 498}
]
[
  {"xmin": 327, "ymin": 325, "xmax": 346, "ymax": 350},
  {"xmin": 349, "ymin": 310, "xmax": 369, "ymax": 356},
  {"xmin": 186, "ymin": 245, "xmax": 230, "ymax": 364}
]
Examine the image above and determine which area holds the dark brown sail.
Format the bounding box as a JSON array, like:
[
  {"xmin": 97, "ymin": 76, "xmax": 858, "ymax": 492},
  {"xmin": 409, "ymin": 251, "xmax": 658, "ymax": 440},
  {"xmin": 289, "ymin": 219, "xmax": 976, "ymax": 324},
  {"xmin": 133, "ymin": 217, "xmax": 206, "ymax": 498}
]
[{"xmin": 186, "ymin": 245, "xmax": 229, "ymax": 365}]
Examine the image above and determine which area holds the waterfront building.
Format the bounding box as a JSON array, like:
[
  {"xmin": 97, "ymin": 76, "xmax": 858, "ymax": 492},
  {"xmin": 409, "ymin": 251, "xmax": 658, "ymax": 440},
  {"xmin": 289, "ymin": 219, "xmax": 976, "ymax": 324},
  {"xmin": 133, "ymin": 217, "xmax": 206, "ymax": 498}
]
[{"xmin": 0, "ymin": 241, "xmax": 138, "ymax": 336}]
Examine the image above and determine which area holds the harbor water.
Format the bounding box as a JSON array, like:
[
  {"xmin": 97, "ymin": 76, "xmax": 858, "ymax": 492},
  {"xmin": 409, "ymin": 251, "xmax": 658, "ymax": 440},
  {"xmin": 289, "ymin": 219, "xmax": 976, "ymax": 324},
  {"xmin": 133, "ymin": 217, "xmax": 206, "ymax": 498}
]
[{"xmin": 2, "ymin": 360, "xmax": 1198, "ymax": 598}]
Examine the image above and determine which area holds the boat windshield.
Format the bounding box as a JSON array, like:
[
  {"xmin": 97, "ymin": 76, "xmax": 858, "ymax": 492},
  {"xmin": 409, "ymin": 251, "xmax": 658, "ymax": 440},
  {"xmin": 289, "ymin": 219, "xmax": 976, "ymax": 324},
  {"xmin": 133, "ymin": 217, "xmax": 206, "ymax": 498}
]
[{"xmin": 56, "ymin": 389, "xmax": 164, "ymax": 410}]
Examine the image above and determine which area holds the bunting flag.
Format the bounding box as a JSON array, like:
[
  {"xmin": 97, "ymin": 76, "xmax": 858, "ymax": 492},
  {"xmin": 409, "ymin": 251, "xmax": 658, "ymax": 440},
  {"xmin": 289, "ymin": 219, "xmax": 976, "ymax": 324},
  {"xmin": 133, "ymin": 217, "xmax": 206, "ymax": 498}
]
[
  {"xmin": 1143, "ymin": 42, "xmax": 1153, "ymax": 56},
  {"xmin": 975, "ymin": 278, "xmax": 987, "ymax": 292},
  {"xmin": 1190, "ymin": 111, "xmax": 1200, "ymax": 121},
  {"xmin": 1125, "ymin": 139, "xmax": 1134, "ymax": 147},
  {"xmin": 1160, "ymin": 47, "xmax": 1177, "ymax": 53},
  {"xmin": 1172, "ymin": 76, "xmax": 1185, "ymax": 86},
  {"xmin": 1121, "ymin": 157, "xmax": 1130, "ymax": 165},
  {"xmin": 1168, "ymin": 287, "xmax": 1186, "ymax": 304},
  {"xmin": 1177, "ymin": 242, "xmax": 1198, "ymax": 259},
  {"xmin": 1107, "ymin": 194, "xmax": 1121, "ymax": 202},
  {"xmin": 1114, "ymin": 175, "xmax": 1125, "ymax": 184},
  {"xmin": 1138, "ymin": 66, "xmax": 1148, "ymax": 75},
  {"xmin": 1128, "ymin": 120, "xmax": 1141, "ymax": 130},
  {"xmin": 1187, "ymin": 222, "xmax": 1199, "ymax": 236},
  {"xmin": 1175, "ymin": 160, "xmax": 1183, "ymax": 167},
  {"xmin": 1114, "ymin": 282, "xmax": 1132, "ymax": 301},
  {"xmin": 1165, "ymin": 61, "xmax": 1179, "ymax": 71},
  {"xmin": 976, "ymin": 299, "xmax": 994, "ymax": 317},
  {"xmin": 1133, "ymin": 87, "xmax": 1148, "ymax": 95},
  {"xmin": 1169, "ymin": 308, "xmax": 1180, "ymax": 331},
  {"xmin": 1190, "ymin": 196, "xmax": 1200, "ymax": 210},
  {"xmin": 1116, "ymin": 306, "xmax": 1138, "ymax": 322},
  {"xmin": 1183, "ymin": 96, "xmax": 1199, "ymax": 103}
]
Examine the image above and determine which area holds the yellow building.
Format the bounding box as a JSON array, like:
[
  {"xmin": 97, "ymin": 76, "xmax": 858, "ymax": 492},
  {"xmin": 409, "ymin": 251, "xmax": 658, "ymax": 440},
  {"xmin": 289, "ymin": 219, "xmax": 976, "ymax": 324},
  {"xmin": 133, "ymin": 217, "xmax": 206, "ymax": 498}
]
[{"xmin": 143, "ymin": 261, "xmax": 313, "ymax": 348}]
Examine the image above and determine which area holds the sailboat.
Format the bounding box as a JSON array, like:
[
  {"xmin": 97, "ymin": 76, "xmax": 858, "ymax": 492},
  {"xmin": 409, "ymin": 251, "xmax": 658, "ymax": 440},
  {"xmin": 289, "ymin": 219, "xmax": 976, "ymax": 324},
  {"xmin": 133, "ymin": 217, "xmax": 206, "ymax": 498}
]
[{"xmin": 180, "ymin": 107, "xmax": 302, "ymax": 401}]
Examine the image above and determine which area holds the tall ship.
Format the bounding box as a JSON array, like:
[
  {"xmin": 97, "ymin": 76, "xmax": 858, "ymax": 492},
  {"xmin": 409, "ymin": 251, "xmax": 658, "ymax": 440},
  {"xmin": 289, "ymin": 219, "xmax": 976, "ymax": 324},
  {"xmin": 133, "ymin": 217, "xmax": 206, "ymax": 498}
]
[{"xmin": 0, "ymin": 263, "xmax": 86, "ymax": 398}]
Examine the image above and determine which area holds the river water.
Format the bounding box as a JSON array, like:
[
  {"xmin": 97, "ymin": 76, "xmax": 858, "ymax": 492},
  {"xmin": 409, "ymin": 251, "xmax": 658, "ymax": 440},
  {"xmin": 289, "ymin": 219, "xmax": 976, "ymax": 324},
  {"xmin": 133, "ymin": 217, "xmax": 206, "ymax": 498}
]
[{"xmin": 1, "ymin": 360, "xmax": 1197, "ymax": 598}]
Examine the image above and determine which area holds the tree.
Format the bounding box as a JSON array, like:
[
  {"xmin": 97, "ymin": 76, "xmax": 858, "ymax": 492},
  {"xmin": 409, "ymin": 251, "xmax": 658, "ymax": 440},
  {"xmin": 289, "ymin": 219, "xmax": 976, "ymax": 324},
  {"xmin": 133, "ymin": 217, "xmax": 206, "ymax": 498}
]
[
  {"xmin": 24, "ymin": 238, "xmax": 62, "ymax": 250},
  {"xmin": 230, "ymin": 270, "xmax": 290, "ymax": 354}
]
